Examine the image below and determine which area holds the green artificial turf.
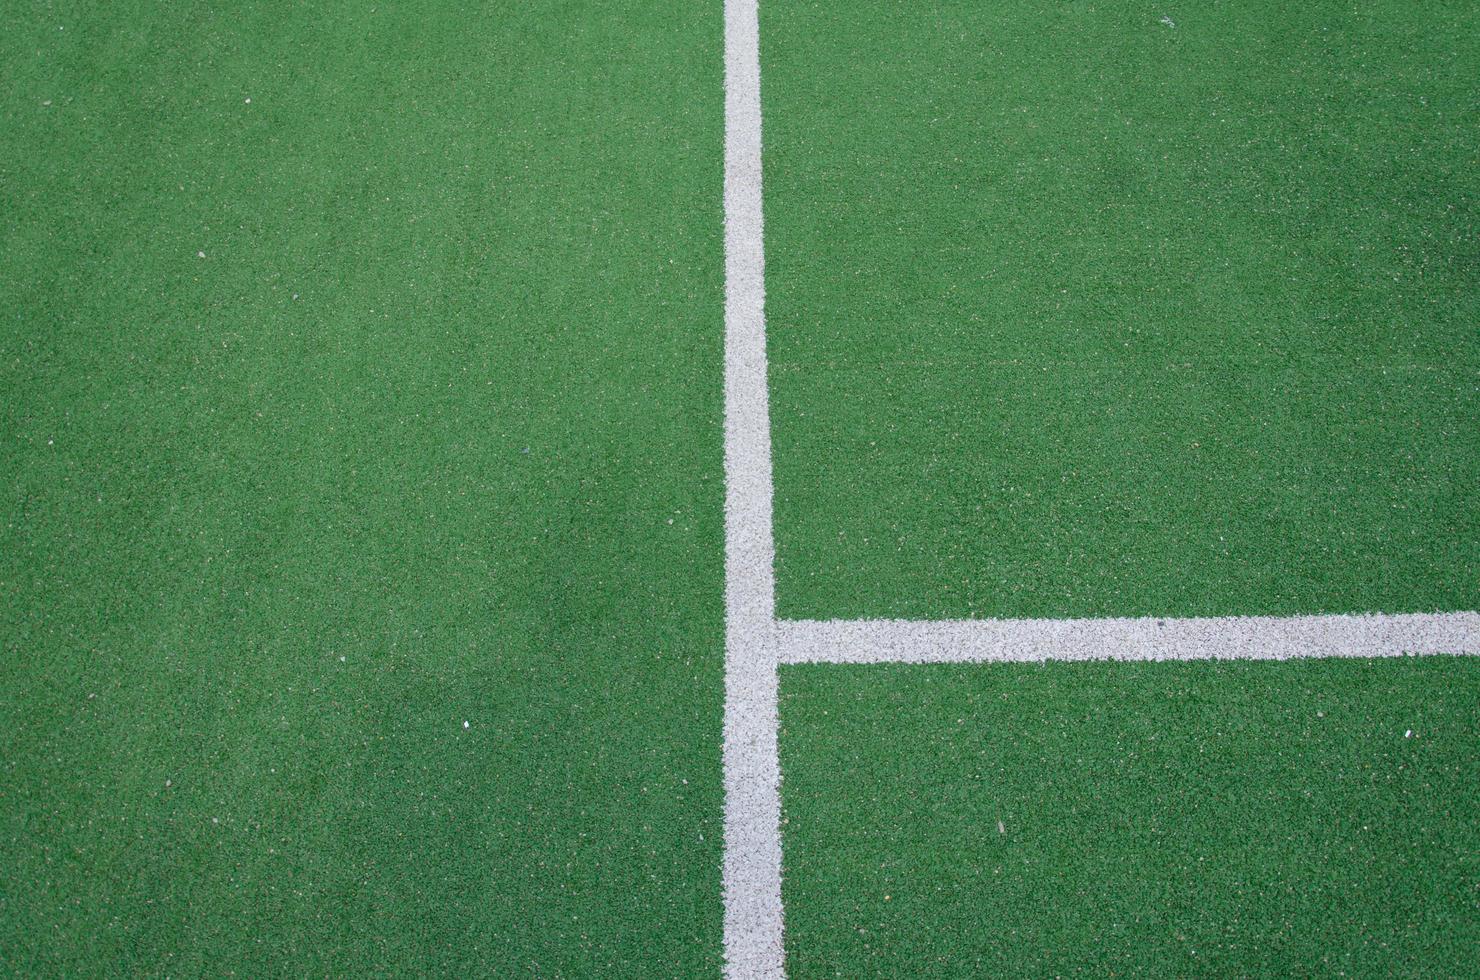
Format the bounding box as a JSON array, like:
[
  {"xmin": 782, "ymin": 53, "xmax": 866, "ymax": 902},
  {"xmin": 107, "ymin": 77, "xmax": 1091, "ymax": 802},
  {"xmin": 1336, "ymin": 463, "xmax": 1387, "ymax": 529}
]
[
  {"xmin": 1, "ymin": 1, "xmax": 724, "ymax": 973},
  {"xmin": 763, "ymin": 0, "xmax": 1480, "ymax": 620},
  {"xmin": 780, "ymin": 656, "xmax": 1480, "ymax": 977}
]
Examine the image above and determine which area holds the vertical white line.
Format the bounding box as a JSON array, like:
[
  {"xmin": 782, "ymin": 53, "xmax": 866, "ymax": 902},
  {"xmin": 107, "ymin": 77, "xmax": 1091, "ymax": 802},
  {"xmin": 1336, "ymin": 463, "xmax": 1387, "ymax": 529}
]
[{"xmin": 722, "ymin": 0, "xmax": 785, "ymax": 976}]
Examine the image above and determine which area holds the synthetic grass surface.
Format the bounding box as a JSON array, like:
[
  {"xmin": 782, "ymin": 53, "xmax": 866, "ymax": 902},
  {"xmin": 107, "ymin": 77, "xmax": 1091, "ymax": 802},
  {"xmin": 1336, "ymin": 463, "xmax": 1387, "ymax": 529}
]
[
  {"xmin": 2, "ymin": 1, "xmax": 723, "ymax": 972},
  {"xmin": 763, "ymin": 0, "xmax": 1480, "ymax": 620},
  {"xmin": 779, "ymin": 656, "xmax": 1480, "ymax": 977}
]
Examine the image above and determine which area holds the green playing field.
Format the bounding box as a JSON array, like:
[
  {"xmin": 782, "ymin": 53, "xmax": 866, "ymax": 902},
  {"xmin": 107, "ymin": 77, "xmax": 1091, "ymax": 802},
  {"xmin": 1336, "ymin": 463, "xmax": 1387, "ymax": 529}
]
[
  {"xmin": 760, "ymin": 3, "xmax": 1479, "ymax": 973},
  {"xmin": 780, "ymin": 656, "xmax": 1480, "ymax": 977},
  {"xmin": 764, "ymin": 0, "xmax": 1479, "ymax": 620},
  {"xmin": 3, "ymin": 0, "xmax": 1477, "ymax": 976},
  {"xmin": 3, "ymin": 1, "xmax": 725, "ymax": 973}
]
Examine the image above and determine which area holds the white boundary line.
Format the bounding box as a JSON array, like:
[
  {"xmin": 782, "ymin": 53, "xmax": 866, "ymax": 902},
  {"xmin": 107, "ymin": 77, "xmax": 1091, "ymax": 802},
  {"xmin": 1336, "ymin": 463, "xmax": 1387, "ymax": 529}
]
[
  {"xmin": 778, "ymin": 612, "xmax": 1480, "ymax": 665},
  {"xmin": 722, "ymin": 0, "xmax": 783, "ymax": 976},
  {"xmin": 719, "ymin": 0, "xmax": 1480, "ymax": 975}
]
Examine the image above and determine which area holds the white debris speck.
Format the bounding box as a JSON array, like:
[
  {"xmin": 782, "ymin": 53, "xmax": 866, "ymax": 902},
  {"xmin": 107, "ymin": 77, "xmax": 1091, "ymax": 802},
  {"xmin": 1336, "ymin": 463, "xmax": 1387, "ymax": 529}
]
[
  {"xmin": 339, "ymin": 656, "xmax": 345, "ymax": 662},
  {"xmin": 1160, "ymin": 15, "xmax": 1176, "ymax": 28},
  {"xmin": 463, "ymin": 720, "xmax": 470, "ymax": 729},
  {"xmin": 164, "ymin": 779, "xmax": 172, "ymax": 788},
  {"xmin": 997, "ymin": 819, "xmax": 1005, "ymax": 834},
  {"xmin": 42, "ymin": 100, "xmax": 52, "ymax": 107},
  {"xmin": 244, "ymin": 98, "xmax": 251, "ymax": 104},
  {"xmin": 197, "ymin": 251, "xmax": 205, "ymax": 258},
  {"xmin": 1405, "ymin": 729, "xmax": 1413, "ymax": 738}
]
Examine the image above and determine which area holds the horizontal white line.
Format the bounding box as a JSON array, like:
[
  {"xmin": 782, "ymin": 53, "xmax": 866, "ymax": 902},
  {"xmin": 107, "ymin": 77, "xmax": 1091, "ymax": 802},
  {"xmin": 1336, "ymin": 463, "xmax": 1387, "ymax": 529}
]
[{"xmin": 777, "ymin": 611, "xmax": 1480, "ymax": 665}]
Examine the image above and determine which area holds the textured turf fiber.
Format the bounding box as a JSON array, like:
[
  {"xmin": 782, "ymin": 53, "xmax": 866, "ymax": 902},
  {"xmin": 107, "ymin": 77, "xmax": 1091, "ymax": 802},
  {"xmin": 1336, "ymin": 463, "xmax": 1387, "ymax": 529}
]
[
  {"xmin": 2, "ymin": 2, "xmax": 723, "ymax": 972},
  {"xmin": 5, "ymin": 0, "xmax": 1478, "ymax": 974},
  {"xmin": 764, "ymin": 0, "xmax": 1479, "ymax": 620},
  {"xmin": 780, "ymin": 656, "xmax": 1480, "ymax": 977}
]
